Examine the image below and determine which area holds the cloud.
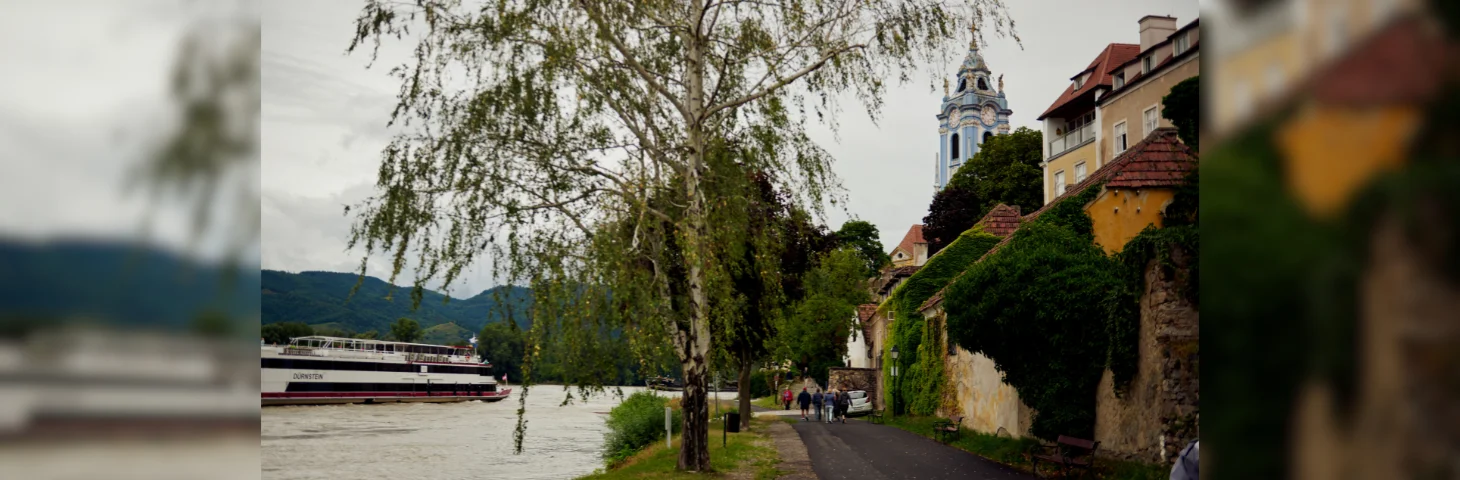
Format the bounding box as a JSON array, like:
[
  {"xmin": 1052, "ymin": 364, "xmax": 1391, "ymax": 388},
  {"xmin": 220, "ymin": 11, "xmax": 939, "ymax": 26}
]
[{"xmin": 261, "ymin": 184, "xmax": 499, "ymax": 297}]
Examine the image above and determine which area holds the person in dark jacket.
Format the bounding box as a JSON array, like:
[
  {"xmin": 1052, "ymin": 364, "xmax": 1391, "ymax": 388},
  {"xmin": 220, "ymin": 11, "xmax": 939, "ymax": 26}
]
[
  {"xmin": 811, "ymin": 390, "xmax": 824, "ymax": 421},
  {"xmin": 797, "ymin": 388, "xmax": 812, "ymax": 420},
  {"xmin": 835, "ymin": 389, "xmax": 851, "ymax": 423}
]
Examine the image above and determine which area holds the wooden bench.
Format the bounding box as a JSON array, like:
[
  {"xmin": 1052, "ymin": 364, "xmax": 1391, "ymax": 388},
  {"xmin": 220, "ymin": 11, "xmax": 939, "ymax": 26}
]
[
  {"xmin": 867, "ymin": 409, "xmax": 885, "ymax": 424},
  {"xmin": 1028, "ymin": 435, "xmax": 1099, "ymax": 479},
  {"xmin": 932, "ymin": 416, "xmax": 962, "ymax": 443}
]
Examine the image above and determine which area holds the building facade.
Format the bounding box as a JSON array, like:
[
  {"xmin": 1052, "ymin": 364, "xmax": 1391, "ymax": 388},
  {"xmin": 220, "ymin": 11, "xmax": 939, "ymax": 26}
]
[
  {"xmin": 889, "ymin": 224, "xmax": 928, "ymax": 268},
  {"xmin": 1098, "ymin": 17, "xmax": 1200, "ymax": 165},
  {"xmin": 934, "ymin": 28, "xmax": 1014, "ymax": 190},
  {"xmin": 1037, "ymin": 43, "xmax": 1138, "ymax": 204}
]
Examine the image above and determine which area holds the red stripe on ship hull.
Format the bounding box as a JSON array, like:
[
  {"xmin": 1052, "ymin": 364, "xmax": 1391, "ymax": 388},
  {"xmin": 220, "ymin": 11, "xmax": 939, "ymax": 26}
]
[{"xmin": 262, "ymin": 389, "xmax": 512, "ymax": 399}]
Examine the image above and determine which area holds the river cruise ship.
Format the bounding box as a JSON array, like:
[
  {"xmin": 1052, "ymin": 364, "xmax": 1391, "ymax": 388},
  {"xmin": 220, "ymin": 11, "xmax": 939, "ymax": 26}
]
[{"xmin": 261, "ymin": 336, "xmax": 510, "ymax": 406}]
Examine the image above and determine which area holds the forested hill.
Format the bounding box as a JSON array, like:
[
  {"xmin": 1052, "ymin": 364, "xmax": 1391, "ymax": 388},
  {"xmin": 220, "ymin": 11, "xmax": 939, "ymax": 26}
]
[
  {"xmin": 260, "ymin": 269, "xmax": 532, "ymax": 338},
  {"xmin": 0, "ymin": 238, "xmax": 259, "ymax": 332}
]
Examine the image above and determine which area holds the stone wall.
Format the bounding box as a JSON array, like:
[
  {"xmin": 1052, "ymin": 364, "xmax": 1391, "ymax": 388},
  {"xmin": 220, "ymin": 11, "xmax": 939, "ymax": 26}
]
[
  {"xmin": 942, "ymin": 342, "xmax": 1034, "ymax": 438},
  {"xmin": 827, "ymin": 368, "xmax": 879, "ymax": 398},
  {"xmin": 1094, "ymin": 247, "xmax": 1200, "ymax": 462}
]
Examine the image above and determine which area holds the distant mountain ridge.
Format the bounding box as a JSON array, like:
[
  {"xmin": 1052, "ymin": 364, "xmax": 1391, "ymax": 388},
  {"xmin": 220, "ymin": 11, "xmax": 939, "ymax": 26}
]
[
  {"xmin": 260, "ymin": 269, "xmax": 532, "ymax": 338},
  {"xmin": 0, "ymin": 238, "xmax": 259, "ymax": 330}
]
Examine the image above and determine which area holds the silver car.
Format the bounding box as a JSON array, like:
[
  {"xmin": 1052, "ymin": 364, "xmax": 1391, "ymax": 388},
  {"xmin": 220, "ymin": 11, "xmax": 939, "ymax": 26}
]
[{"xmin": 846, "ymin": 390, "xmax": 872, "ymax": 416}]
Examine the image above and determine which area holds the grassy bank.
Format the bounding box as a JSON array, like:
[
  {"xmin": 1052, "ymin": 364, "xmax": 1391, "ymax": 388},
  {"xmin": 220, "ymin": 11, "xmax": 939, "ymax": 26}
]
[
  {"xmin": 578, "ymin": 412, "xmax": 780, "ymax": 480},
  {"xmin": 750, "ymin": 396, "xmax": 780, "ymax": 410},
  {"xmin": 881, "ymin": 416, "xmax": 1169, "ymax": 480}
]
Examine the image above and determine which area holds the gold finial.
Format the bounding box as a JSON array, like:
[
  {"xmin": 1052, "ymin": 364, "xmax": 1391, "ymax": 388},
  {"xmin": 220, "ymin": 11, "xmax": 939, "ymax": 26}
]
[
  {"xmin": 943, "ymin": 78, "xmax": 950, "ymax": 96},
  {"xmin": 969, "ymin": 20, "xmax": 978, "ymax": 48}
]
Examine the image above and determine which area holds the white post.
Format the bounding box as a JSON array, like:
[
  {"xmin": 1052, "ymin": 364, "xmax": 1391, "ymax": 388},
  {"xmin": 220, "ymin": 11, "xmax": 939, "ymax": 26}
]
[{"xmin": 665, "ymin": 406, "xmax": 672, "ymax": 449}]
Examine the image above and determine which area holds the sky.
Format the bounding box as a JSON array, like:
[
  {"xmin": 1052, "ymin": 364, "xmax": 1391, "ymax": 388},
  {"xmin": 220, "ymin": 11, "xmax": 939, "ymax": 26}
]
[
  {"xmin": 260, "ymin": 0, "xmax": 1199, "ymax": 296},
  {"xmin": 0, "ymin": 0, "xmax": 259, "ymax": 266}
]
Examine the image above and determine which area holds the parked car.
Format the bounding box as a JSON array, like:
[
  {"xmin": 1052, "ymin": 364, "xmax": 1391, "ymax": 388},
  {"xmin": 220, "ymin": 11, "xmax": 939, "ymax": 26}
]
[{"xmin": 846, "ymin": 390, "xmax": 872, "ymax": 416}]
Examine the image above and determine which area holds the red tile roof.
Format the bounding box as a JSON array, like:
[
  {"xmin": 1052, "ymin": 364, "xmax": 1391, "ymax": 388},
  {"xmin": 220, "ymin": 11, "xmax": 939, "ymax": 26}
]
[
  {"xmin": 1038, "ymin": 43, "xmax": 1140, "ymax": 120},
  {"xmin": 975, "ymin": 204, "xmax": 1022, "ymax": 237},
  {"xmin": 890, "ymin": 224, "xmax": 926, "ymax": 257},
  {"xmin": 1307, "ymin": 14, "xmax": 1453, "ymax": 106},
  {"xmin": 918, "ymin": 128, "xmax": 1197, "ymax": 312},
  {"xmin": 857, "ymin": 304, "xmax": 878, "ymax": 323}
]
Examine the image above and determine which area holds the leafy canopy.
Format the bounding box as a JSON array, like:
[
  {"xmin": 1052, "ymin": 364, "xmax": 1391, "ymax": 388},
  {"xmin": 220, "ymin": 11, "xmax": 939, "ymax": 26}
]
[
  {"xmin": 344, "ymin": 0, "xmax": 1017, "ymax": 468},
  {"xmin": 1162, "ymin": 75, "xmax": 1199, "ymax": 151},
  {"xmin": 924, "ymin": 127, "xmax": 1043, "ymax": 253},
  {"xmin": 834, "ymin": 220, "xmax": 891, "ymax": 278}
]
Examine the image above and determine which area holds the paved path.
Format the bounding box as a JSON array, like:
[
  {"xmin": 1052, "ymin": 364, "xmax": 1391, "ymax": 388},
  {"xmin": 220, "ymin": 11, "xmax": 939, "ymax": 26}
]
[{"xmin": 790, "ymin": 418, "xmax": 1037, "ymax": 480}]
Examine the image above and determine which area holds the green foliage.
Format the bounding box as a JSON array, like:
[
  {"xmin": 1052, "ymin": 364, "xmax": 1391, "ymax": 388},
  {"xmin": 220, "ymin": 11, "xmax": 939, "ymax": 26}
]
[
  {"xmin": 190, "ymin": 310, "xmax": 234, "ymax": 338},
  {"xmin": 602, "ymin": 392, "xmax": 683, "ymax": 466},
  {"xmin": 833, "ymin": 220, "xmax": 890, "ymax": 278},
  {"xmin": 777, "ymin": 248, "xmax": 870, "ymax": 385},
  {"xmin": 882, "ymin": 227, "xmax": 1001, "ymax": 415},
  {"xmin": 479, "ymin": 320, "xmax": 527, "ymax": 380},
  {"xmin": 261, "ymin": 322, "xmax": 313, "ymax": 345},
  {"xmin": 389, "ymin": 317, "xmax": 421, "ymax": 343},
  {"xmin": 925, "ymin": 127, "xmax": 1045, "ymax": 254},
  {"xmin": 1162, "ymin": 76, "xmax": 1199, "ymax": 151},
  {"xmin": 344, "ymin": 0, "xmax": 1019, "ymax": 465},
  {"xmin": 944, "ymin": 220, "xmax": 1121, "ymax": 440},
  {"xmin": 747, "ymin": 369, "xmax": 780, "ymax": 398}
]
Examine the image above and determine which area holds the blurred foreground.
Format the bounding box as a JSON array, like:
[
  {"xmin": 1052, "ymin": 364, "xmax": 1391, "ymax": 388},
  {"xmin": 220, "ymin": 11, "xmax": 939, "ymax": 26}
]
[
  {"xmin": 1205, "ymin": 0, "xmax": 1460, "ymax": 478},
  {"xmin": 0, "ymin": 0, "xmax": 260, "ymax": 478}
]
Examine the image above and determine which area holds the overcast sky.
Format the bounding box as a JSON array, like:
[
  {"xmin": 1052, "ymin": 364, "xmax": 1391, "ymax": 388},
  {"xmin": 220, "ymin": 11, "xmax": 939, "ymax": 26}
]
[
  {"xmin": 0, "ymin": 0, "xmax": 259, "ymax": 266},
  {"xmin": 261, "ymin": 0, "xmax": 1198, "ymax": 296}
]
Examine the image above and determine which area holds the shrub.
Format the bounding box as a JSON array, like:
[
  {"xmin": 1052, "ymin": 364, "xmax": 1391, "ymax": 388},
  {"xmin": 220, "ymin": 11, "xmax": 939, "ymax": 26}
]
[{"xmin": 602, "ymin": 392, "xmax": 681, "ymax": 466}]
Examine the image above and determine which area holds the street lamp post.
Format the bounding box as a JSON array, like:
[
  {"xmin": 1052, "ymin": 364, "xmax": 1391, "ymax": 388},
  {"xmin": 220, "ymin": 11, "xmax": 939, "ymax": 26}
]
[{"xmin": 889, "ymin": 345, "xmax": 899, "ymax": 417}]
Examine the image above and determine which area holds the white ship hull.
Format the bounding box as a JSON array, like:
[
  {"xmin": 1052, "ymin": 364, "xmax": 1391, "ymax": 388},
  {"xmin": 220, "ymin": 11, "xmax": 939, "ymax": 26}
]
[{"xmin": 261, "ymin": 337, "xmax": 511, "ymax": 406}]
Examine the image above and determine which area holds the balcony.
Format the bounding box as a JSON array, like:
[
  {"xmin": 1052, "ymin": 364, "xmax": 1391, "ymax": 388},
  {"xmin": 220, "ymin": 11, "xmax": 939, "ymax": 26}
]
[{"xmin": 1048, "ymin": 123, "xmax": 1095, "ymax": 159}]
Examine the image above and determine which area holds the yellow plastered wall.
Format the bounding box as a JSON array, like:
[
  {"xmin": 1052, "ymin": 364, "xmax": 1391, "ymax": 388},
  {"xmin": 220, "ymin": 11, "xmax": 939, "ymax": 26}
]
[
  {"xmin": 1278, "ymin": 105, "xmax": 1420, "ymax": 219},
  {"xmin": 1085, "ymin": 187, "xmax": 1176, "ymax": 254},
  {"xmin": 1044, "ymin": 141, "xmax": 1098, "ymax": 204}
]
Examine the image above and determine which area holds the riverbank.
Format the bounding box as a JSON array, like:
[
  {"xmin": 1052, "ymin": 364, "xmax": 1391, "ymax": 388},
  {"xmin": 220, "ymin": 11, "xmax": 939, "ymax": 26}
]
[
  {"xmin": 577, "ymin": 408, "xmax": 782, "ymax": 480},
  {"xmin": 879, "ymin": 416, "xmax": 1168, "ymax": 480}
]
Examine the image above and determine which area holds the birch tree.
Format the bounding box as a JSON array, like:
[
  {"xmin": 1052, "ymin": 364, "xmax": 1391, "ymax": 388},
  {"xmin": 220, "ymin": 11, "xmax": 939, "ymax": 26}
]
[{"xmin": 345, "ymin": 0, "xmax": 1016, "ymax": 471}]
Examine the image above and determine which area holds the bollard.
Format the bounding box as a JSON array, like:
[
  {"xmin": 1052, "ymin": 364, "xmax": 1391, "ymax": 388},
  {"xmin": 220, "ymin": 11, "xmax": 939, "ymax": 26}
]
[{"xmin": 665, "ymin": 406, "xmax": 672, "ymax": 449}]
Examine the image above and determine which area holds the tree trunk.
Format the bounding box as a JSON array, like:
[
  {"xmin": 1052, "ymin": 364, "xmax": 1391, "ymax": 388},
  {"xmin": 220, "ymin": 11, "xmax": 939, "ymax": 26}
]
[
  {"xmin": 738, "ymin": 355, "xmax": 754, "ymax": 430},
  {"xmin": 675, "ymin": 6, "xmax": 712, "ymax": 471}
]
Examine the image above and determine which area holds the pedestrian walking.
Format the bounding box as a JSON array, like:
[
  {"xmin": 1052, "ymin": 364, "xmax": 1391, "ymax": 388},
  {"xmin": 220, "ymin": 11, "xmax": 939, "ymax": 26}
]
[
  {"xmin": 835, "ymin": 388, "xmax": 850, "ymax": 423},
  {"xmin": 824, "ymin": 389, "xmax": 836, "ymax": 423},
  {"xmin": 782, "ymin": 388, "xmax": 793, "ymax": 410},
  {"xmin": 797, "ymin": 388, "xmax": 812, "ymax": 421},
  {"xmin": 811, "ymin": 389, "xmax": 824, "ymax": 421}
]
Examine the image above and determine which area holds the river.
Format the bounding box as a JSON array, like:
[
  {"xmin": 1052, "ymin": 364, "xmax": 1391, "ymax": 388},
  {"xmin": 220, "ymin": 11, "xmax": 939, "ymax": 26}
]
[{"xmin": 262, "ymin": 385, "xmax": 741, "ymax": 480}]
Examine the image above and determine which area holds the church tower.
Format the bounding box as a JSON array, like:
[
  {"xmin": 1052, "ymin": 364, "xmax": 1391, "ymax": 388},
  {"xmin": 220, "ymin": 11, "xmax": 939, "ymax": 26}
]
[{"xmin": 935, "ymin": 24, "xmax": 1013, "ymax": 190}]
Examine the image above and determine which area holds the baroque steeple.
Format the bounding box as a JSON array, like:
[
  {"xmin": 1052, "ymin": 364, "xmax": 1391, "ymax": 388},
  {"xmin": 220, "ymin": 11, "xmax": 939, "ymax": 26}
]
[{"xmin": 933, "ymin": 19, "xmax": 1013, "ymax": 191}]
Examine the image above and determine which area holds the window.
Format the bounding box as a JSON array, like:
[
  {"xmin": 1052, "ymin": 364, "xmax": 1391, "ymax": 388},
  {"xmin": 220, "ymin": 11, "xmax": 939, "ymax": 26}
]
[
  {"xmin": 950, "ymin": 133, "xmax": 960, "ymax": 159},
  {"xmin": 977, "ymin": 77, "xmax": 989, "ymax": 90},
  {"xmin": 957, "ymin": 77, "xmax": 967, "ymax": 92},
  {"xmin": 1054, "ymin": 171, "xmax": 1066, "ymax": 197},
  {"xmin": 1075, "ymin": 162, "xmax": 1087, "ymax": 183},
  {"xmin": 1143, "ymin": 106, "xmax": 1160, "ymax": 135},
  {"xmin": 1113, "ymin": 72, "xmax": 1125, "ymax": 89},
  {"xmin": 983, "ymin": 131, "xmax": 993, "ymax": 143},
  {"xmin": 1114, "ymin": 121, "xmax": 1128, "ymax": 153},
  {"xmin": 1142, "ymin": 56, "xmax": 1154, "ymax": 74},
  {"xmin": 1174, "ymin": 32, "xmax": 1190, "ymax": 55}
]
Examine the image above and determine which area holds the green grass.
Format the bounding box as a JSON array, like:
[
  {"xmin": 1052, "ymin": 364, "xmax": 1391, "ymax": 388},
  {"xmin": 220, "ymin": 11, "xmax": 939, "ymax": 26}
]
[
  {"xmin": 577, "ymin": 415, "xmax": 781, "ymax": 479},
  {"xmin": 882, "ymin": 415, "xmax": 1168, "ymax": 480},
  {"xmin": 750, "ymin": 396, "xmax": 781, "ymax": 410}
]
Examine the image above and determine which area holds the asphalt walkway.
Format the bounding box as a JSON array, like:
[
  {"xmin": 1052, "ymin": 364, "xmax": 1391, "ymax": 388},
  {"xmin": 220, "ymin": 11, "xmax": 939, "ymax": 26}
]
[{"xmin": 789, "ymin": 417, "xmax": 1037, "ymax": 480}]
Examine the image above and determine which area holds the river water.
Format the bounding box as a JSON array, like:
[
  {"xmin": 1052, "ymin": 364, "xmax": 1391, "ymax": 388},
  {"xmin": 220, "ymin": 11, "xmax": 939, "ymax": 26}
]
[{"xmin": 262, "ymin": 385, "xmax": 740, "ymax": 480}]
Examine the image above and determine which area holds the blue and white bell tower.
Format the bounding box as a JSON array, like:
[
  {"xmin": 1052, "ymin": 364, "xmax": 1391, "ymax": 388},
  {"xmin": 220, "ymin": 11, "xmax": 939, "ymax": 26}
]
[{"xmin": 935, "ymin": 25, "xmax": 1013, "ymax": 190}]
